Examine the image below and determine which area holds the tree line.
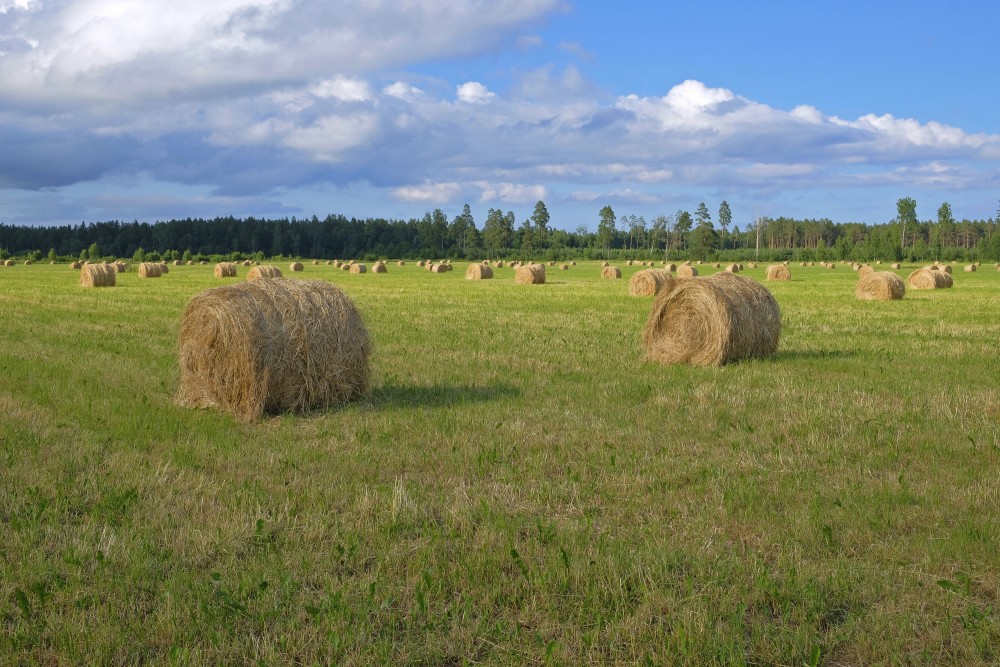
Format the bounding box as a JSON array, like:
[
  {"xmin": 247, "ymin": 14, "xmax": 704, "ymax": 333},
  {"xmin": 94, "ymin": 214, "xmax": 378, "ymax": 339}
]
[{"xmin": 2, "ymin": 198, "xmax": 999, "ymax": 263}]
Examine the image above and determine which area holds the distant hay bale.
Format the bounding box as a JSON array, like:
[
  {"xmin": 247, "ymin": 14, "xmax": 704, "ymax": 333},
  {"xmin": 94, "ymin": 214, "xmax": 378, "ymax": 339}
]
[
  {"xmin": 549, "ymin": 260, "xmax": 557, "ymax": 266},
  {"xmin": 713, "ymin": 263, "xmax": 721, "ymax": 268},
  {"xmin": 560, "ymin": 263, "xmax": 569, "ymax": 270},
  {"xmin": 113, "ymin": 262, "xmax": 127, "ymax": 273},
  {"xmin": 627, "ymin": 260, "xmax": 634, "ymax": 266},
  {"xmin": 214, "ymin": 262, "xmax": 238, "ymax": 278},
  {"xmin": 724, "ymin": 263, "xmax": 740, "ymax": 273},
  {"xmin": 327, "ymin": 260, "xmax": 333, "ymax": 265},
  {"xmin": 341, "ymin": 263, "xmax": 351, "ymax": 271},
  {"xmin": 24, "ymin": 260, "xmax": 33, "ymax": 265},
  {"xmin": 173, "ymin": 260, "xmax": 182, "ymax": 266},
  {"xmin": 642, "ymin": 272, "xmax": 781, "ymax": 367},
  {"xmin": 800, "ymin": 262, "xmax": 807, "ymax": 267},
  {"xmin": 349, "ymin": 263, "xmax": 367, "ymax": 274},
  {"xmin": 200, "ymin": 260, "xmax": 208, "ymax": 265},
  {"xmin": 70, "ymin": 261, "xmax": 82, "ymax": 269},
  {"xmin": 665, "ymin": 263, "xmax": 677, "ymax": 271},
  {"xmin": 938, "ymin": 264, "xmax": 953, "ymax": 274},
  {"xmin": 138, "ymin": 262, "xmax": 162, "ymax": 278},
  {"xmin": 858, "ymin": 264, "xmax": 875, "ymax": 278},
  {"xmin": 186, "ymin": 260, "xmax": 195, "ymax": 266},
  {"xmin": 676, "ymin": 264, "xmax": 699, "ymax": 278},
  {"xmin": 3, "ymin": 259, "xmax": 14, "ymax": 267},
  {"xmin": 160, "ymin": 263, "xmax": 170, "ymax": 274},
  {"xmin": 397, "ymin": 260, "xmax": 406, "ymax": 266},
  {"xmin": 247, "ymin": 265, "xmax": 283, "ymax": 281},
  {"xmin": 629, "ymin": 269, "xmax": 674, "ymax": 296},
  {"xmin": 907, "ymin": 268, "xmax": 949, "ymax": 290},
  {"xmin": 290, "ymin": 262, "xmax": 304, "ymax": 272},
  {"xmin": 466, "ymin": 263, "xmax": 493, "ymax": 280},
  {"xmin": 891, "ymin": 262, "xmax": 901, "ymax": 270},
  {"xmin": 964, "ymin": 264, "xmax": 976, "ymax": 272},
  {"xmin": 417, "ymin": 260, "xmax": 426, "ymax": 267},
  {"xmin": 242, "ymin": 260, "xmax": 252, "ymax": 267},
  {"xmin": 571, "ymin": 261, "xmax": 577, "ymax": 266},
  {"xmin": 372, "ymin": 262, "xmax": 387, "ymax": 273},
  {"xmin": 79, "ymin": 263, "xmax": 117, "ymax": 288},
  {"xmin": 748, "ymin": 262, "xmax": 758, "ymax": 269},
  {"xmin": 601, "ymin": 261, "xmax": 609, "ymax": 267},
  {"xmin": 429, "ymin": 263, "xmax": 449, "ymax": 273},
  {"xmin": 515, "ymin": 263, "xmax": 545, "ymax": 284},
  {"xmin": 177, "ymin": 278, "xmax": 371, "ymax": 423},
  {"xmin": 601, "ymin": 265, "xmax": 622, "ymax": 279},
  {"xmin": 856, "ymin": 272, "xmax": 905, "ymax": 301},
  {"xmin": 765, "ymin": 264, "xmax": 791, "ymax": 281},
  {"xmin": 312, "ymin": 260, "xmax": 320, "ymax": 265}
]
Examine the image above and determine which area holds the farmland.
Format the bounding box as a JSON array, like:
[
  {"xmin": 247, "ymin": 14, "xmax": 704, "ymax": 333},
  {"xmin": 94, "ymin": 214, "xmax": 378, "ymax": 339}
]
[{"xmin": 1, "ymin": 261, "xmax": 999, "ymax": 665}]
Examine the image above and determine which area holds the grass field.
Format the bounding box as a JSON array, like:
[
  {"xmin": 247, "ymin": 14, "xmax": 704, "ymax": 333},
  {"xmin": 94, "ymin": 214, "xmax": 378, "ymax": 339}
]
[{"xmin": 2, "ymin": 260, "xmax": 999, "ymax": 665}]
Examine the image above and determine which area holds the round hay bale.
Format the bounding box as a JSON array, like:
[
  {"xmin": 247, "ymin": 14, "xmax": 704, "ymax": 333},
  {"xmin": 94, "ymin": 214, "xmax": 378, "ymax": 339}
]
[
  {"xmin": 186, "ymin": 260, "xmax": 195, "ymax": 266},
  {"xmin": 858, "ymin": 264, "xmax": 875, "ymax": 279},
  {"xmin": 939, "ymin": 271, "xmax": 954, "ymax": 288},
  {"xmin": 242, "ymin": 260, "xmax": 252, "ymax": 267},
  {"xmin": 601, "ymin": 265, "xmax": 622, "ymax": 279},
  {"xmin": 748, "ymin": 262, "xmax": 757, "ymax": 269},
  {"xmin": 23, "ymin": 260, "xmax": 33, "ymax": 265},
  {"xmin": 549, "ymin": 260, "xmax": 557, "ymax": 266},
  {"xmin": 341, "ymin": 263, "xmax": 351, "ymax": 271},
  {"xmin": 247, "ymin": 265, "xmax": 283, "ymax": 281},
  {"xmin": 327, "ymin": 260, "xmax": 333, "ymax": 265},
  {"xmin": 964, "ymin": 264, "xmax": 976, "ymax": 272},
  {"xmin": 397, "ymin": 260, "xmax": 406, "ymax": 266},
  {"xmin": 137, "ymin": 262, "xmax": 162, "ymax": 278},
  {"xmin": 290, "ymin": 262, "xmax": 304, "ymax": 272},
  {"xmin": 429, "ymin": 263, "xmax": 449, "ymax": 273},
  {"xmin": 765, "ymin": 264, "xmax": 791, "ymax": 281},
  {"xmin": 172, "ymin": 260, "xmax": 182, "ymax": 266},
  {"xmin": 560, "ymin": 264, "xmax": 569, "ymax": 270},
  {"xmin": 79, "ymin": 263, "xmax": 116, "ymax": 288},
  {"xmin": 177, "ymin": 278, "xmax": 371, "ymax": 423},
  {"xmin": 665, "ymin": 263, "xmax": 677, "ymax": 272},
  {"xmin": 800, "ymin": 262, "xmax": 807, "ymax": 267},
  {"xmin": 214, "ymin": 262, "xmax": 238, "ymax": 278},
  {"xmin": 349, "ymin": 263, "xmax": 367, "ymax": 274},
  {"xmin": 312, "ymin": 260, "xmax": 320, "ymax": 265},
  {"xmin": 724, "ymin": 263, "xmax": 740, "ymax": 273},
  {"xmin": 2, "ymin": 259, "xmax": 14, "ymax": 267},
  {"xmin": 571, "ymin": 261, "xmax": 577, "ymax": 266},
  {"xmin": 200, "ymin": 260, "xmax": 208, "ymax": 265},
  {"xmin": 713, "ymin": 263, "xmax": 721, "ymax": 269},
  {"xmin": 70, "ymin": 261, "xmax": 82, "ymax": 270},
  {"xmin": 676, "ymin": 264, "xmax": 699, "ymax": 278},
  {"xmin": 515, "ymin": 264, "xmax": 545, "ymax": 284},
  {"xmin": 891, "ymin": 262, "xmax": 901, "ymax": 270},
  {"xmin": 372, "ymin": 262, "xmax": 387, "ymax": 273},
  {"xmin": 856, "ymin": 272, "xmax": 905, "ymax": 301},
  {"xmin": 827, "ymin": 263, "xmax": 836, "ymax": 270},
  {"xmin": 938, "ymin": 264, "xmax": 952, "ymax": 274},
  {"xmin": 642, "ymin": 272, "xmax": 781, "ymax": 367},
  {"xmin": 907, "ymin": 268, "xmax": 947, "ymax": 290},
  {"xmin": 627, "ymin": 260, "xmax": 634, "ymax": 266},
  {"xmin": 601, "ymin": 261, "xmax": 609, "ymax": 267},
  {"xmin": 465, "ymin": 263, "xmax": 493, "ymax": 280},
  {"xmin": 159, "ymin": 263, "xmax": 170, "ymax": 274},
  {"xmin": 113, "ymin": 262, "xmax": 127, "ymax": 273},
  {"xmin": 629, "ymin": 269, "xmax": 674, "ymax": 296}
]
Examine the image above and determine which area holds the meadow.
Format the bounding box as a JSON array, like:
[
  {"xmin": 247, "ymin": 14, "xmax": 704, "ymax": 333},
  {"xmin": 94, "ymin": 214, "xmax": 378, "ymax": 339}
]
[{"xmin": 1, "ymin": 260, "xmax": 999, "ymax": 665}]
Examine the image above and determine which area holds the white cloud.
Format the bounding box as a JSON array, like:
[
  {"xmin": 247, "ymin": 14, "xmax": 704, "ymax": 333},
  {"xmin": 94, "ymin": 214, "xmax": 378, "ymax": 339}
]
[
  {"xmin": 311, "ymin": 77, "xmax": 372, "ymax": 102},
  {"xmin": 456, "ymin": 82, "xmax": 496, "ymax": 104},
  {"xmin": 392, "ymin": 182, "xmax": 462, "ymax": 203},
  {"xmin": 476, "ymin": 182, "xmax": 547, "ymax": 204}
]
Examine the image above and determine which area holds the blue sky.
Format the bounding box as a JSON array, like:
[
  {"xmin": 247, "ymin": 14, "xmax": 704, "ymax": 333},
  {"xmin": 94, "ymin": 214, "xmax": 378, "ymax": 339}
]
[{"xmin": 1, "ymin": 1, "xmax": 998, "ymax": 233}]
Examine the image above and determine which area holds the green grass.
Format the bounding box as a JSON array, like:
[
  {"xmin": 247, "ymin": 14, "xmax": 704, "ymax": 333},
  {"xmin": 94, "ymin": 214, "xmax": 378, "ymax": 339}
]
[{"xmin": 1, "ymin": 260, "xmax": 999, "ymax": 665}]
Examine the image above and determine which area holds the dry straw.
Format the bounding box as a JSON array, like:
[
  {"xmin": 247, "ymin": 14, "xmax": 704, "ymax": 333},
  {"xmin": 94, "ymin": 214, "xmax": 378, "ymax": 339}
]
[
  {"xmin": 676, "ymin": 264, "xmax": 698, "ymax": 278},
  {"xmin": 964, "ymin": 264, "xmax": 977, "ymax": 272},
  {"xmin": 138, "ymin": 262, "xmax": 163, "ymax": 278},
  {"xmin": 907, "ymin": 268, "xmax": 951, "ymax": 289},
  {"xmin": 629, "ymin": 268, "xmax": 674, "ymax": 296},
  {"xmin": 891, "ymin": 262, "xmax": 901, "ymax": 270},
  {"xmin": 214, "ymin": 262, "xmax": 238, "ymax": 278},
  {"xmin": 465, "ymin": 263, "xmax": 493, "ymax": 280},
  {"xmin": 350, "ymin": 263, "xmax": 367, "ymax": 274},
  {"xmin": 177, "ymin": 278, "xmax": 371, "ymax": 422},
  {"xmin": 515, "ymin": 263, "xmax": 546, "ymax": 284},
  {"xmin": 113, "ymin": 262, "xmax": 127, "ymax": 273},
  {"xmin": 397, "ymin": 260, "xmax": 406, "ymax": 266},
  {"xmin": 858, "ymin": 264, "xmax": 875, "ymax": 278},
  {"xmin": 856, "ymin": 272, "xmax": 905, "ymax": 300},
  {"xmin": 430, "ymin": 263, "xmax": 449, "ymax": 273},
  {"xmin": 601, "ymin": 265, "xmax": 622, "ymax": 279},
  {"xmin": 79, "ymin": 263, "xmax": 117, "ymax": 287},
  {"xmin": 372, "ymin": 262, "xmax": 387, "ymax": 273},
  {"xmin": 290, "ymin": 262, "xmax": 304, "ymax": 272},
  {"xmin": 643, "ymin": 272, "xmax": 781, "ymax": 367},
  {"xmin": 560, "ymin": 264, "xmax": 569, "ymax": 270},
  {"xmin": 665, "ymin": 263, "xmax": 677, "ymax": 271},
  {"xmin": 765, "ymin": 264, "xmax": 791, "ymax": 281},
  {"xmin": 725, "ymin": 263, "xmax": 740, "ymax": 273},
  {"xmin": 159, "ymin": 262, "xmax": 170, "ymax": 274},
  {"xmin": 247, "ymin": 265, "xmax": 283, "ymax": 281},
  {"xmin": 70, "ymin": 261, "xmax": 82, "ymax": 269},
  {"xmin": 3, "ymin": 260, "xmax": 14, "ymax": 267}
]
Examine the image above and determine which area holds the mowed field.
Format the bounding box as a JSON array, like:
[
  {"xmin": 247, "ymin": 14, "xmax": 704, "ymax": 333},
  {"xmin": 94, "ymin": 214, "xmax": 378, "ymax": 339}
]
[{"xmin": 2, "ymin": 260, "xmax": 999, "ymax": 665}]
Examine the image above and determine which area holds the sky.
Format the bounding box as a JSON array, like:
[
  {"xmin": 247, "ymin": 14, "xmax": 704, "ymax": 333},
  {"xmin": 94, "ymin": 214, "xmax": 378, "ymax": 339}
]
[{"xmin": 1, "ymin": 0, "xmax": 999, "ymax": 232}]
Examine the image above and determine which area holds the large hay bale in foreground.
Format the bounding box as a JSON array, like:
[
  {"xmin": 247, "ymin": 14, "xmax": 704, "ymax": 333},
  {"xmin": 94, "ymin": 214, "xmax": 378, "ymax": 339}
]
[
  {"xmin": 601, "ymin": 265, "xmax": 622, "ymax": 279},
  {"xmin": 765, "ymin": 264, "xmax": 791, "ymax": 281},
  {"xmin": 856, "ymin": 272, "xmax": 905, "ymax": 301},
  {"xmin": 79, "ymin": 263, "xmax": 117, "ymax": 287},
  {"xmin": 515, "ymin": 264, "xmax": 545, "ymax": 284},
  {"xmin": 177, "ymin": 279, "xmax": 371, "ymax": 422},
  {"xmin": 642, "ymin": 273, "xmax": 781, "ymax": 367},
  {"xmin": 629, "ymin": 269, "xmax": 674, "ymax": 296},
  {"xmin": 907, "ymin": 268, "xmax": 948, "ymax": 290},
  {"xmin": 466, "ymin": 263, "xmax": 493, "ymax": 280},
  {"xmin": 214, "ymin": 262, "xmax": 238, "ymax": 278},
  {"xmin": 138, "ymin": 262, "xmax": 162, "ymax": 278},
  {"xmin": 290, "ymin": 262, "xmax": 304, "ymax": 272},
  {"xmin": 676, "ymin": 264, "xmax": 698, "ymax": 278},
  {"xmin": 247, "ymin": 265, "xmax": 283, "ymax": 281}
]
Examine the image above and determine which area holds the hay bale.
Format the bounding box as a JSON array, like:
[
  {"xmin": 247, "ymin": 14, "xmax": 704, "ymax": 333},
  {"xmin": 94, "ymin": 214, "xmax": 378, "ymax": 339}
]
[
  {"xmin": 312, "ymin": 260, "xmax": 320, "ymax": 265},
  {"xmin": 891, "ymin": 262, "xmax": 901, "ymax": 270},
  {"xmin": 629, "ymin": 269, "xmax": 674, "ymax": 296},
  {"xmin": 724, "ymin": 263, "xmax": 740, "ymax": 273},
  {"xmin": 429, "ymin": 263, "xmax": 448, "ymax": 273},
  {"xmin": 713, "ymin": 263, "xmax": 721, "ymax": 269},
  {"xmin": 748, "ymin": 262, "xmax": 758, "ymax": 269},
  {"xmin": 137, "ymin": 262, "xmax": 162, "ymax": 278},
  {"xmin": 765, "ymin": 264, "xmax": 791, "ymax": 281},
  {"xmin": 341, "ymin": 263, "xmax": 351, "ymax": 271},
  {"xmin": 560, "ymin": 264, "xmax": 569, "ymax": 270},
  {"xmin": 856, "ymin": 272, "xmax": 905, "ymax": 301},
  {"xmin": 664, "ymin": 263, "xmax": 677, "ymax": 272},
  {"xmin": 23, "ymin": 260, "xmax": 33, "ymax": 265},
  {"xmin": 2, "ymin": 259, "xmax": 14, "ymax": 267},
  {"xmin": 601, "ymin": 261, "xmax": 609, "ymax": 267},
  {"xmin": 938, "ymin": 264, "xmax": 953, "ymax": 274},
  {"xmin": 515, "ymin": 264, "xmax": 545, "ymax": 284},
  {"xmin": 676, "ymin": 264, "xmax": 699, "ymax": 278},
  {"xmin": 290, "ymin": 262, "xmax": 304, "ymax": 272},
  {"xmin": 601, "ymin": 265, "xmax": 622, "ymax": 279},
  {"xmin": 200, "ymin": 260, "xmax": 208, "ymax": 265},
  {"xmin": 397, "ymin": 260, "xmax": 406, "ymax": 266},
  {"xmin": 326, "ymin": 260, "xmax": 333, "ymax": 265},
  {"xmin": 627, "ymin": 260, "xmax": 634, "ymax": 266},
  {"xmin": 350, "ymin": 263, "xmax": 367, "ymax": 274},
  {"xmin": 938, "ymin": 271, "xmax": 954, "ymax": 288},
  {"xmin": 247, "ymin": 265, "xmax": 283, "ymax": 281},
  {"xmin": 372, "ymin": 262, "xmax": 387, "ymax": 273},
  {"xmin": 571, "ymin": 261, "xmax": 577, "ymax": 266},
  {"xmin": 159, "ymin": 262, "xmax": 170, "ymax": 274},
  {"xmin": 642, "ymin": 272, "xmax": 781, "ymax": 367},
  {"xmin": 186, "ymin": 260, "xmax": 194, "ymax": 266},
  {"xmin": 70, "ymin": 261, "xmax": 82, "ymax": 269},
  {"xmin": 177, "ymin": 278, "xmax": 371, "ymax": 423},
  {"xmin": 465, "ymin": 263, "xmax": 493, "ymax": 280},
  {"xmin": 907, "ymin": 268, "xmax": 949, "ymax": 290},
  {"xmin": 242, "ymin": 260, "xmax": 252, "ymax": 267},
  {"xmin": 172, "ymin": 260, "xmax": 182, "ymax": 266},
  {"xmin": 79, "ymin": 263, "xmax": 116, "ymax": 287},
  {"xmin": 858, "ymin": 264, "xmax": 875, "ymax": 278},
  {"xmin": 964, "ymin": 264, "xmax": 976, "ymax": 272},
  {"xmin": 800, "ymin": 262, "xmax": 807, "ymax": 267},
  {"xmin": 214, "ymin": 262, "xmax": 238, "ymax": 278},
  {"xmin": 549, "ymin": 260, "xmax": 557, "ymax": 266},
  {"xmin": 113, "ymin": 262, "xmax": 127, "ymax": 273}
]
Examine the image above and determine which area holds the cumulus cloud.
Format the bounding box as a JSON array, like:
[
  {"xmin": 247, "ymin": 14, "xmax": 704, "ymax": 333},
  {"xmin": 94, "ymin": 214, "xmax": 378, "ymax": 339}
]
[{"xmin": 456, "ymin": 82, "xmax": 496, "ymax": 104}]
